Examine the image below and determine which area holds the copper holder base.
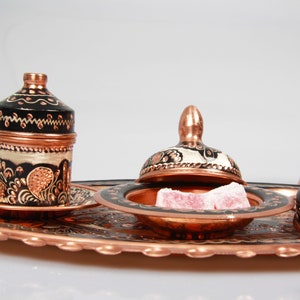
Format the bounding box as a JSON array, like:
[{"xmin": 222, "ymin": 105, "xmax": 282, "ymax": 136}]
[{"xmin": 0, "ymin": 180, "xmax": 298, "ymax": 258}]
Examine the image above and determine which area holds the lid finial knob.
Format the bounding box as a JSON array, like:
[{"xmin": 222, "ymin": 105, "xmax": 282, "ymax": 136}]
[
  {"xmin": 23, "ymin": 73, "xmax": 47, "ymax": 88},
  {"xmin": 178, "ymin": 105, "xmax": 203, "ymax": 146}
]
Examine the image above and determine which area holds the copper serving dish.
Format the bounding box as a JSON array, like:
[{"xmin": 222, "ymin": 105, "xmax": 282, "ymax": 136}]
[
  {"xmin": 95, "ymin": 106, "xmax": 294, "ymax": 239},
  {"xmin": 96, "ymin": 183, "xmax": 294, "ymax": 239}
]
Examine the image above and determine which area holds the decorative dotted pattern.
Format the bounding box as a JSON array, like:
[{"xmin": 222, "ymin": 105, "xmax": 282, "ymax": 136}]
[{"xmin": 0, "ymin": 142, "xmax": 73, "ymax": 153}]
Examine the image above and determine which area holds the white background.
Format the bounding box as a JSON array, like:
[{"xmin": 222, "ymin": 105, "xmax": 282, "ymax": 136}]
[
  {"xmin": 1, "ymin": 2, "xmax": 300, "ymax": 300},
  {"xmin": 0, "ymin": 0, "xmax": 299, "ymax": 184}
]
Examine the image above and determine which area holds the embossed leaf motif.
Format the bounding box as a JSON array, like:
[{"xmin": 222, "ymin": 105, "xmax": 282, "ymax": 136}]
[{"xmin": 27, "ymin": 167, "xmax": 54, "ymax": 198}]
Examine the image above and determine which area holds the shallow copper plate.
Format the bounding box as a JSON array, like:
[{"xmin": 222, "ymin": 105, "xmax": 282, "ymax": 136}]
[
  {"xmin": 0, "ymin": 184, "xmax": 97, "ymax": 219},
  {"xmin": 0, "ymin": 180, "xmax": 299, "ymax": 258},
  {"xmin": 95, "ymin": 183, "xmax": 294, "ymax": 239}
]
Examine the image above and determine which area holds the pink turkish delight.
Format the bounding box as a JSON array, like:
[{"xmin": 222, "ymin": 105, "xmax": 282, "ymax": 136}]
[{"xmin": 155, "ymin": 182, "xmax": 250, "ymax": 210}]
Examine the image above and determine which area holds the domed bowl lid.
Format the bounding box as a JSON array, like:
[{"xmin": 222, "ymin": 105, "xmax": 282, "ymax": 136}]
[
  {"xmin": 0, "ymin": 73, "xmax": 75, "ymax": 134},
  {"xmin": 137, "ymin": 105, "xmax": 244, "ymax": 185}
]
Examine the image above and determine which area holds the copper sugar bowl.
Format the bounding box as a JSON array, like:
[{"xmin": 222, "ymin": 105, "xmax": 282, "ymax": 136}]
[
  {"xmin": 0, "ymin": 73, "xmax": 76, "ymax": 206},
  {"xmin": 95, "ymin": 105, "xmax": 293, "ymax": 239}
]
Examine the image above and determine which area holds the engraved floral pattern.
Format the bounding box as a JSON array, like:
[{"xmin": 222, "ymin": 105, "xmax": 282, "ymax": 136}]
[
  {"xmin": 0, "ymin": 159, "xmax": 71, "ymax": 206},
  {"xmin": 139, "ymin": 144, "xmax": 242, "ymax": 179}
]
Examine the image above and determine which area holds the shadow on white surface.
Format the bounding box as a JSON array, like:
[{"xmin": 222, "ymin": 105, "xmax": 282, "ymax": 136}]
[{"xmin": 0, "ymin": 239, "xmax": 300, "ymax": 299}]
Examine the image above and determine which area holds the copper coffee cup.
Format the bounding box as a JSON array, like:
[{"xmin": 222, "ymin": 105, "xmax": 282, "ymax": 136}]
[{"xmin": 0, "ymin": 73, "xmax": 76, "ymax": 206}]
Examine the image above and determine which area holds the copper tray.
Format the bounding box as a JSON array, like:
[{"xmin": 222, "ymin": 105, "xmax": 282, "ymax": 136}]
[{"xmin": 0, "ymin": 180, "xmax": 299, "ymax": 258}]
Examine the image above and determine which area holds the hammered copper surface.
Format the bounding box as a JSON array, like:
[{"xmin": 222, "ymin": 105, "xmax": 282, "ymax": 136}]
[{"xmin": 0, "ymin": 180, "xmax": 299, "ymax": 258}]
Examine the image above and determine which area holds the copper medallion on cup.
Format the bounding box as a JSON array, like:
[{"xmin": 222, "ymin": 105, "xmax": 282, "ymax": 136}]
[{"xmin": 0, "ymin": 73, "xmax": 76, "ymax": 206}]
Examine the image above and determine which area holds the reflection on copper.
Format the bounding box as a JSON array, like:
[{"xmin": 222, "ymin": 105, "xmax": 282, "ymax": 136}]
[
  {"xmin": 178, "ymin": 105, "xmax": 203, "ymax": 146},
  {"xmin": 23, "ymin": 73, "xmax": 47, "ymax": 89}
]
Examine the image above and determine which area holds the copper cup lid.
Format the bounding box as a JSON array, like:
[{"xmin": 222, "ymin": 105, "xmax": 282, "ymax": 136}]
[
  {"xmin": 137, "ymin": 105, "xmax": 244, "ymax": 185},
  {"xmin": 0, "ymin": 73, "xmax": 75, "ymax": 134}
]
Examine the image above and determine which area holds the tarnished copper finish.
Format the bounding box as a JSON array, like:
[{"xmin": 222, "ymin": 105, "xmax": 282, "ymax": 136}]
[
  {"xmin": 137, "ymin": 105, "xmax": 244, "ymax": 185},
  {"xmin": 0, "ymin": 73, "xmax": 76, "ymax": 206}
]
